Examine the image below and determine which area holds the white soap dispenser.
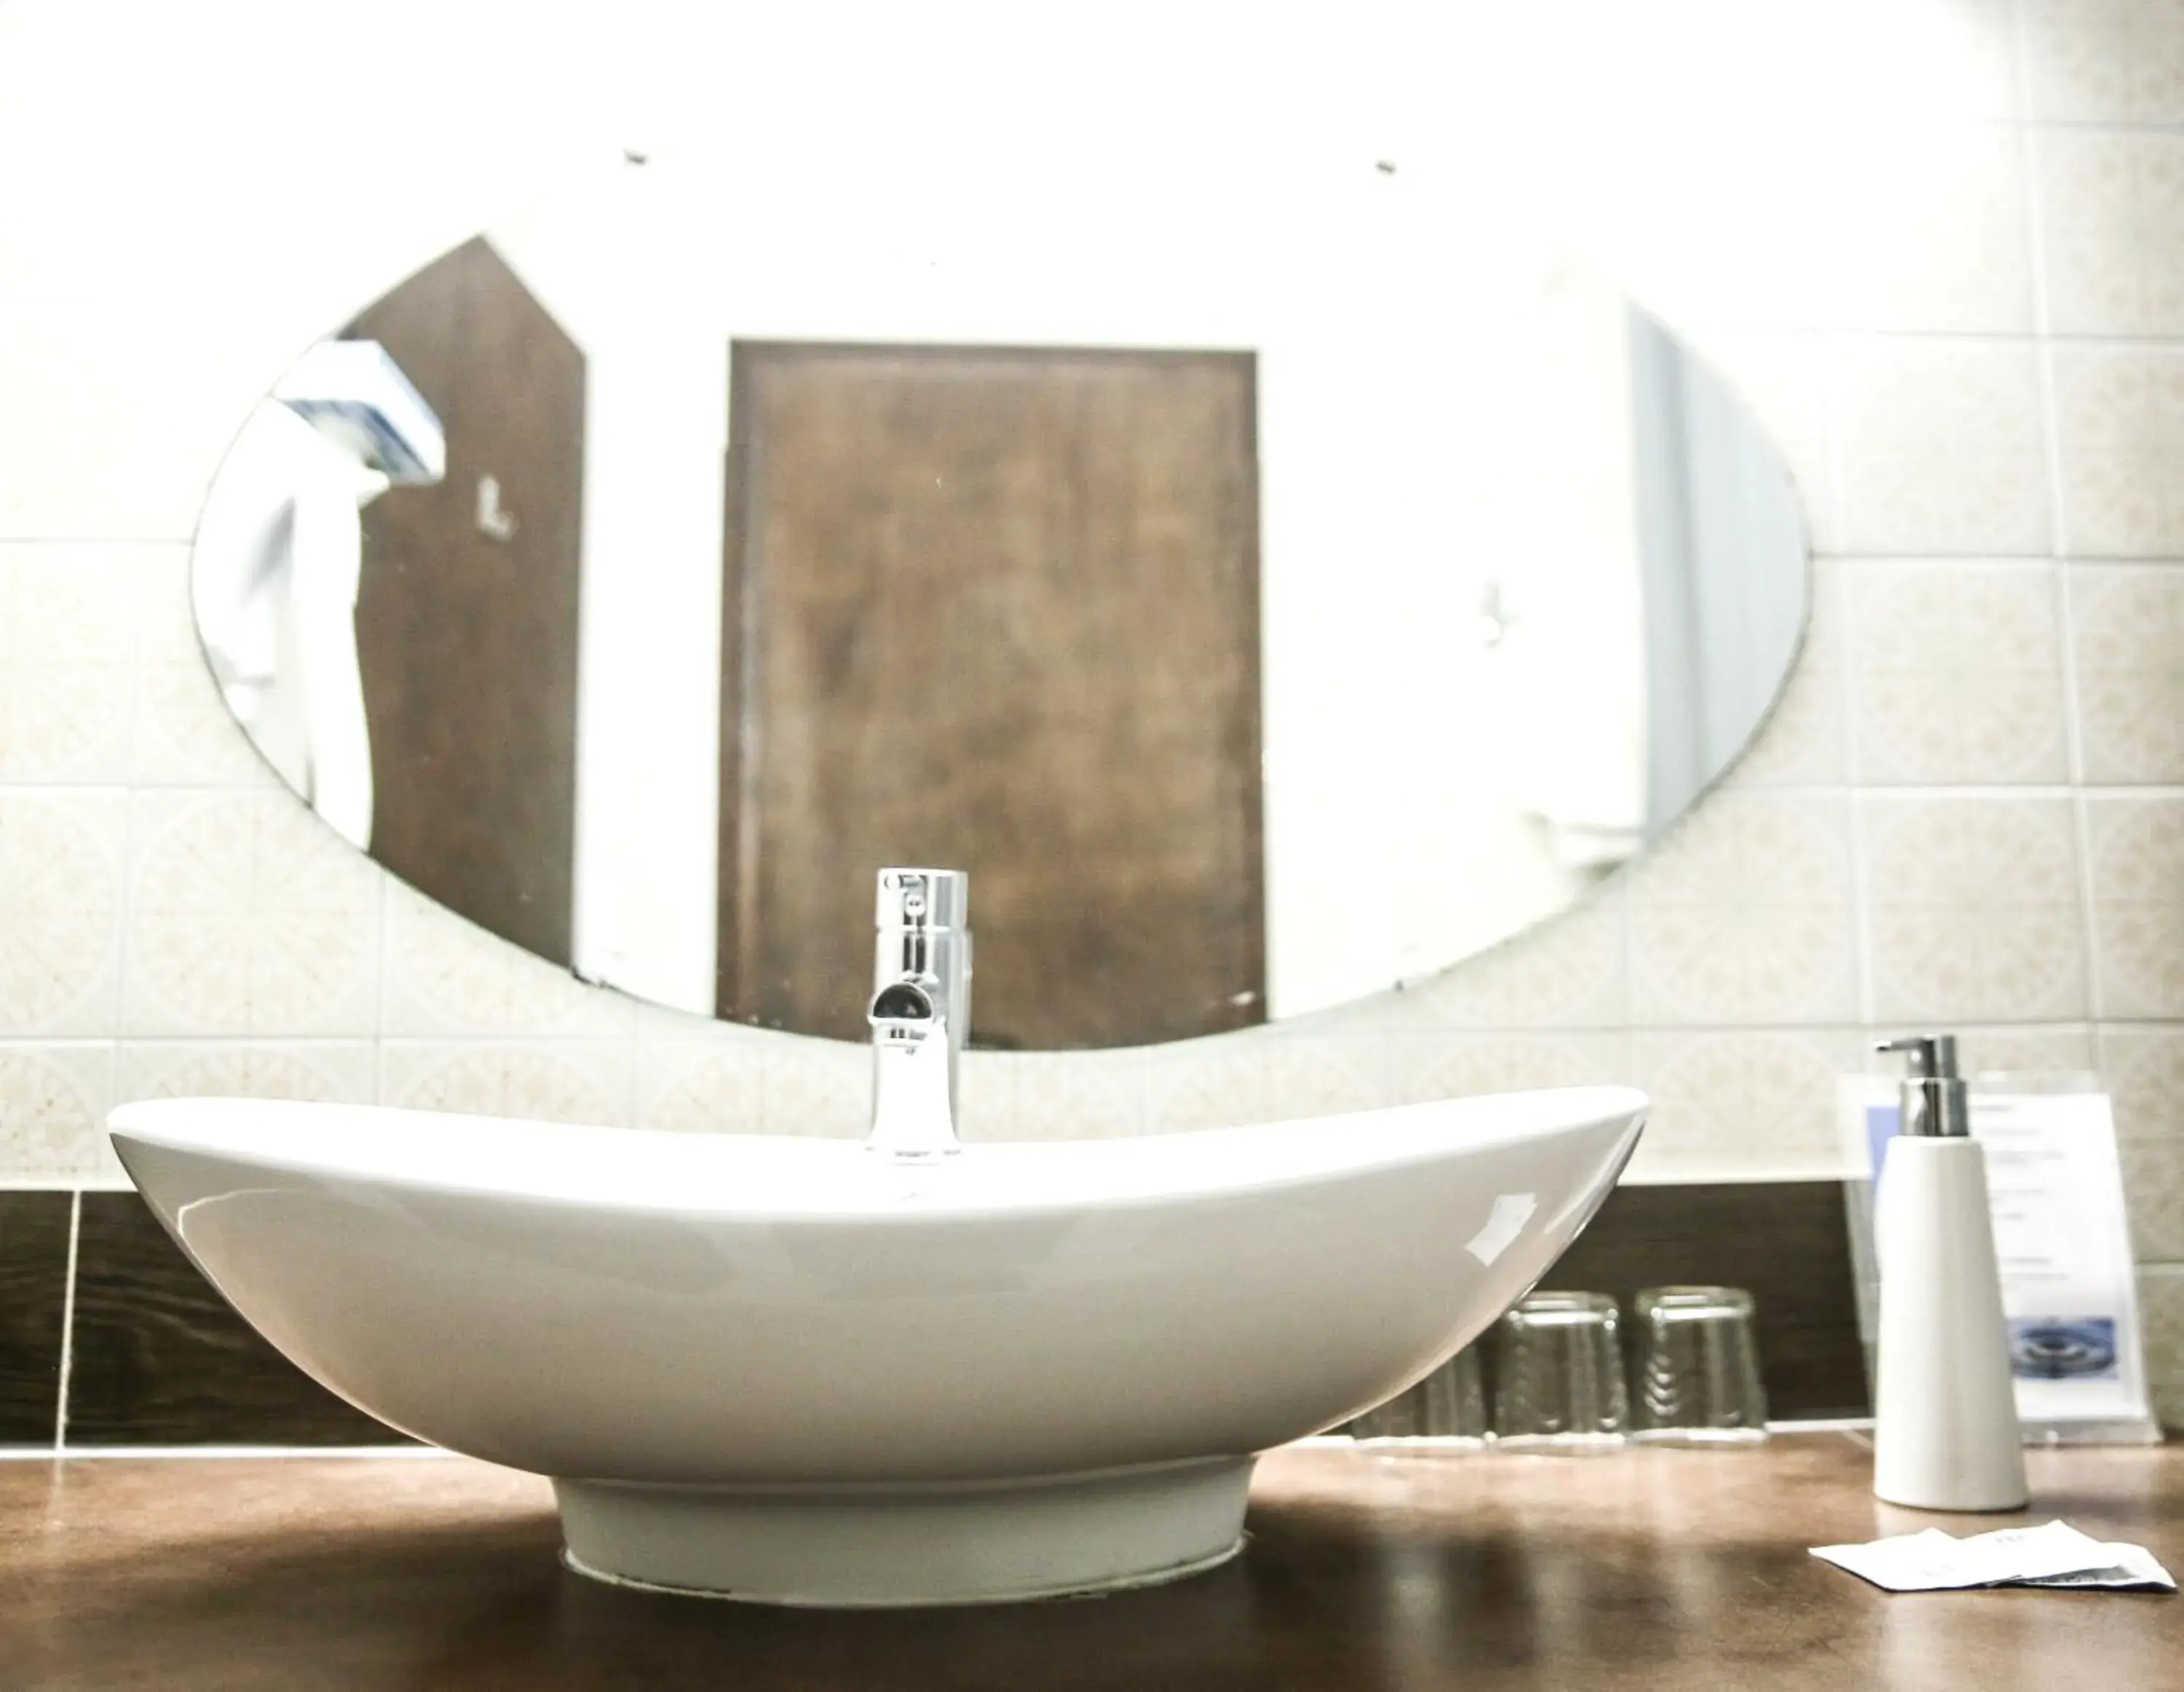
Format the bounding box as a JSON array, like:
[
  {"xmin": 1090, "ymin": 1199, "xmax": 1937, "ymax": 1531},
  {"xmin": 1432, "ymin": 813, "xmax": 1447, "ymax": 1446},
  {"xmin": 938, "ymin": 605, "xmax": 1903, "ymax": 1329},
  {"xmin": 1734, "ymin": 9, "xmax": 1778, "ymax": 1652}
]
[{"xmin": 1871, "ymin": 1035, "xmax": 2027, "ymax": 1512}]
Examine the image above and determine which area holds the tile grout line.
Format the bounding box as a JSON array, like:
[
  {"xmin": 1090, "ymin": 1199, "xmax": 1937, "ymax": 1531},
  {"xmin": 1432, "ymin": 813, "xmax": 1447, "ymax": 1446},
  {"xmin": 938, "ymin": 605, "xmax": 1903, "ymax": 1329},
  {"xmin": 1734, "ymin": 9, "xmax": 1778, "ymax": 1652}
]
[
  {"xmin": 2026, "ymin": 116, "xmax": 2184, "ymax": 137},
  {"xmin": 1832, "ymin": 564, "xmax": 1880, "ymax": 1030},
  {"xmin": 1658, "ymin": 325, "xmax": 2184, "ymax": 351},
  {"xmin": 110, "ymin": 770, "xmax": 138, "ymax": 1078},
  {"xmin": 1813, "ymin": 551, "xmax": 2184, "ymax": 567},
  {"xmin": 2017, "ymin": 106, "xmax": 2076, "ymax": 566},
  {"xmin": 53, "ymin": 1189, "xmax": 82, "ymax": 1452},
  {"xmin": 2058, "ymin": 566, "xmax": 2105, "ymax": 1024},
  {"xmin": 1819, "ymin": 323, "xmax": 1851, "ymax": 588},
  {"xmin": 1845, "ymin": 801, "xmax": 1878, "ymax": 1032},
  {"xmin": 24, "ymin": 778, "xmax": 2184, "ymax": 806},
  {"xmin": 2006, "ymin": 0, "xmax": 2032, "ymax": 129},
  {"xmin": 2019, "ymin": 96, "xmax": 2108, "ymax": 1029}
]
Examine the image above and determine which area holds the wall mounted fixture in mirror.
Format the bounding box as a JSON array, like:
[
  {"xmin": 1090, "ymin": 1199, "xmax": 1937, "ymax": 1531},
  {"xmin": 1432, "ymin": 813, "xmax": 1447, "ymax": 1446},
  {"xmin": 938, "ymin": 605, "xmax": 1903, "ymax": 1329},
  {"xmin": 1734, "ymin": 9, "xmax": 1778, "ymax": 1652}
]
[{"xmin": 193, "ymin": 143, "xmax": 1809, "ymax": 1051}]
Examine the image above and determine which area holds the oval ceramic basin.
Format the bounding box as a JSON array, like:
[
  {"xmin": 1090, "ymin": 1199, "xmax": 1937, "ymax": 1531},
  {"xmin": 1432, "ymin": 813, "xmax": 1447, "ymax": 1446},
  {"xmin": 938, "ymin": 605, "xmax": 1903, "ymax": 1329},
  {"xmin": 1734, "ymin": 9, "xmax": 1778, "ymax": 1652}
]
[{"xmin": 109, "ymin": 1086, "xmax": 1645, "ymax": 1605}]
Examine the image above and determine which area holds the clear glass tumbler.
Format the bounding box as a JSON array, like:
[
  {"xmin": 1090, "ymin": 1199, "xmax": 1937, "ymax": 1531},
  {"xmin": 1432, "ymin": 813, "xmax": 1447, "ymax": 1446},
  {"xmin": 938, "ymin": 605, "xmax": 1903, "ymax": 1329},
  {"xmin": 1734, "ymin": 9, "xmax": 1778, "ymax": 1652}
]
[
  {"xmin": 1629, "ymin": 1286, "xmax": 1769, "ymax": 1445},
  {"xmin": 1347, "ymin": 1345, "xmax": 1488, "ymax": 1450},
  {"xmin": 1492, "ymin": 1290, "xmax": 1628, "ymax": 1450}
]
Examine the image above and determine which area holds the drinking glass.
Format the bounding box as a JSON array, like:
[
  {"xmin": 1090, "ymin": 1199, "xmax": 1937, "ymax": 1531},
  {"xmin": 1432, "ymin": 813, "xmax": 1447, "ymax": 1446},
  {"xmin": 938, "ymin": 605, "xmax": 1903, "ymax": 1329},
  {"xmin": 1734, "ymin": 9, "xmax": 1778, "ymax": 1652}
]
[
  {"xmin": 1492, "ymin": 1291, "xmax": 1627, "ymax": 1450},
  {"xmin": 1629, "ymin": 1286, "xmax": 1769, "ymax": 1445},
  {"xmin": 1348, "ymin": 1345, "xmax": 1488, "ymax": 1450}
]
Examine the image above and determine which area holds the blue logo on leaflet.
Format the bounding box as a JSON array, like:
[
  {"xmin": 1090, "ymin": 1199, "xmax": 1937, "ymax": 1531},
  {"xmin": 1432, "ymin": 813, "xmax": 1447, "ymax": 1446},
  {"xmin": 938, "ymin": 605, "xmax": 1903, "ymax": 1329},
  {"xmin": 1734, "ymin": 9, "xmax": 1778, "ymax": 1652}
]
[{"xmin": 2009, "ymin": 1318, "xmax": 2118, "ymax": 1380}]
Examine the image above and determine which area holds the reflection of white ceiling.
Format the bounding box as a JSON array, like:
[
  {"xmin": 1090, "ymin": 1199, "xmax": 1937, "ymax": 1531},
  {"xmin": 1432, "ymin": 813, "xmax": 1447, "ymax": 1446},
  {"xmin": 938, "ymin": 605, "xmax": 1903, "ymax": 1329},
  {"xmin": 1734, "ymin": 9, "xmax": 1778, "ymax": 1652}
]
[
  {"xmin": 493, "ymin": 144, "xmax": 1554, "ymax": 357},
  {"xmin": 467, "ymin": 151, "xmax": 1751, "ymax": 1022}
]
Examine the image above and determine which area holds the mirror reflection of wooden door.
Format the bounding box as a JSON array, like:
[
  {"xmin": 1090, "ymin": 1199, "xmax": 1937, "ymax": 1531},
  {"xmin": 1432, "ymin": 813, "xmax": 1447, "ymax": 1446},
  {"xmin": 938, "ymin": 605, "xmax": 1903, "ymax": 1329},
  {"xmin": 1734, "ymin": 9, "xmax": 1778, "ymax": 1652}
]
[
  {"xmin": 719, "ymin": 342, "xmax": 1265, "ymax": 1049},
  {"xmin": 346, "ymin": 239, "xmax": 585, "ymax": 965}
]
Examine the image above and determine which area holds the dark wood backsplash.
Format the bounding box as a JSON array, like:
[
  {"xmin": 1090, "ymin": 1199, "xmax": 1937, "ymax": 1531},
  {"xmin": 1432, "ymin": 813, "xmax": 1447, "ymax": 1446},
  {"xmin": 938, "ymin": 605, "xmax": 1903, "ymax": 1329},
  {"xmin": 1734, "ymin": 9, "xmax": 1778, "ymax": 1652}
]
[
  {"xmin": 1546, "ymin": 1182, "xmax": 1869, "ymax": 1420},
  {"xmin": 718, "ymin": 342, "xmax": 1265, "ymax": 1049},
  {"xmin": 0, "ymin": 1193, "xmax": 70, "ymax": 1444},
  {"xmin": 0, "ymin": 1182, "xmax": 1867, "ymax": 1448},
  {"xmin": 63, "ymin": 1195, "xmax": 405, "ymax": 1446}
]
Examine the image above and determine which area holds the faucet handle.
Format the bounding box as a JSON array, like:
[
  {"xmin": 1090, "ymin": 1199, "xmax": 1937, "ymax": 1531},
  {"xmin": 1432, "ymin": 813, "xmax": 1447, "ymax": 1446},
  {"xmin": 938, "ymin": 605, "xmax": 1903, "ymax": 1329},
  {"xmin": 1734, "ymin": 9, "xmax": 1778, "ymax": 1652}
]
[
  {"xmin": 875, "ymin": 868, "xmax": 968, "ymax": 931},
  {"xmin": 869, "ymin": 977, "xmax": 941, "ymax": 1048}
]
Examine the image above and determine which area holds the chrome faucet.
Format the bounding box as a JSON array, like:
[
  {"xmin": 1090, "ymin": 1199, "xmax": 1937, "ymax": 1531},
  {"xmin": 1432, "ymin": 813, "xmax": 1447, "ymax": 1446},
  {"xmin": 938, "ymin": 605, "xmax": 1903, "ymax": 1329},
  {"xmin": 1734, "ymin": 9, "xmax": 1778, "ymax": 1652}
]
[{"xmin": 866, "ymin": 867, "xmax": 970, "ymax": 1158}]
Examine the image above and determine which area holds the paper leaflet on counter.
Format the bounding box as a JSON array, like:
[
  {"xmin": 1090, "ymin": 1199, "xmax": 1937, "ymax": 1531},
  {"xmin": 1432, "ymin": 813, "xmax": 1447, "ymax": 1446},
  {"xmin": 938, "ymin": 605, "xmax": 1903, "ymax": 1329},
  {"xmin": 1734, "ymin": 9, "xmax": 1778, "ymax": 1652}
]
[
  {"xmin": 1837, "ymin": 1075, "xmax": 2160, "ymax": 1444},
  {"xmin": 1812, "ymin": 1520, "xmax": 2175, "ymax": 1594}
]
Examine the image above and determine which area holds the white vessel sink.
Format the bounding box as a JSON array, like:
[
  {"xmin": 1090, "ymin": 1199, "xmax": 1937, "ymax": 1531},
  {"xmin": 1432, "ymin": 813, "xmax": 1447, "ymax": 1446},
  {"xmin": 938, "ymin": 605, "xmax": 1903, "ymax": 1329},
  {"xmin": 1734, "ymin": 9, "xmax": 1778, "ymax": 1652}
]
[{"xmin": 108, "ymin": 1086, "xmax": 1645, "ymax": 1606}]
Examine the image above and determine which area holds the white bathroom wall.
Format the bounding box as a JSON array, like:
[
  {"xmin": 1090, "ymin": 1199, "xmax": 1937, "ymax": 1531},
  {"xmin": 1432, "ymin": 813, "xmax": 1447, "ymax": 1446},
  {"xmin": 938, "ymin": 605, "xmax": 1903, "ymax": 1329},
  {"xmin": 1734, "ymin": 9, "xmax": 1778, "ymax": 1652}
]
[{"xmin": 4, "ymin": 0, "xmax": 2184, "ymax": 1413}]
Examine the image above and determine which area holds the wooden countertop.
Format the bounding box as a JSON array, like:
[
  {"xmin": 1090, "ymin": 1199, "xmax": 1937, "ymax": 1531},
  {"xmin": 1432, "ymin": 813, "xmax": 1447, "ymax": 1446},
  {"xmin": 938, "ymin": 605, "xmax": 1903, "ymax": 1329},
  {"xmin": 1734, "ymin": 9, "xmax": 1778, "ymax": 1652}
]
[{"xmin": 2, "ymin": 1434, "xmax": 2178, "ymax": 1690}]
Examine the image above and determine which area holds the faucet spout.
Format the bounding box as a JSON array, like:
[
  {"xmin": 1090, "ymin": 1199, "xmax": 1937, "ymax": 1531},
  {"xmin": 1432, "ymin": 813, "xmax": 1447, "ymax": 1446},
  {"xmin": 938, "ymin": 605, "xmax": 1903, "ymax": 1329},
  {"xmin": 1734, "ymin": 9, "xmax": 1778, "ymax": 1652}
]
[{"xmin": 866, "ymin": 869, "xmax": 970, "ymax": 1158}]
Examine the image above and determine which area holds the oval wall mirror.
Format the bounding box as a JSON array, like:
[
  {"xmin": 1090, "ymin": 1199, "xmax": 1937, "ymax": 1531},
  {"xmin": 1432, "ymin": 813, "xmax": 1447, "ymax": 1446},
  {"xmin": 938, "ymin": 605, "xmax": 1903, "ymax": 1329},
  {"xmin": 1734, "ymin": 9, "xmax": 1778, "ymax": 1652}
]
[{"xmin": 192, "ymin": 141, "xmax": 1809, "ymax": 1051}]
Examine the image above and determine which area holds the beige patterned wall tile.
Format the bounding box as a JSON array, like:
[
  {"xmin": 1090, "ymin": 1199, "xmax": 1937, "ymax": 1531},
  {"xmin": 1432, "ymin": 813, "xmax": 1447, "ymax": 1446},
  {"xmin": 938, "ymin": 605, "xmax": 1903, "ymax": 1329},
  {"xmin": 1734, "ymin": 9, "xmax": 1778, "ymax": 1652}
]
[
  {"xmin": 1387, "ymin": 1030, "xmax": 1631, "ymax": 1108},
  {"xmin": 1142, "ymin": 1039, "xmax": 1273, "ymax": 1134},
  {"xmin": 0, "ymin": 543, "xmax": 160, "ymax": 783},
  {"xmin": 0, "ymin": 790, "xmax": 124, "ymax": 1037},
  {"xmin": 1835, "ymin": 339, "xmax": 2049, "ymax": 556},
  {"xmin": 1262, "ymin": 1032, "xmax": 1391, "ymax": 1123},
  {"xmin": 2022, "ymin": 0, "xmax": 2184, "ymax": 122},
  {"xmin": 379, "ymin": 1040, "xmax": 630, "ymax": 1128},
  {"xmin": 1002, "ymin": 1048, "xmax": 1146, "ymax": 1140},
  {"xmin": 1628, "ymin": 1028, "xmax": 1867, "ymax": 1182},
  {"xmin": 1625, "ymin": 794, "xmax": 1858, "ymax": 1026},
  {"xmin": 2138, "ymin": 1267, "xmax": 2184, "ymax": 1428},
  {"xmin": 2121, "ymin": 1136, "xmax": 2184, "ymax": 1261},
  {"xmin": 1730, "ymin": 641, "xmax": 1848, "ymax": 791},
  {"xmin": 954, "ymin": 1049, "xmax": 1021, "ymax": 1141},
  {"xmin": 1727, "ymin": 561, "xmax": 1845, "ymax": 789},
  {"xmin": 2054, "ymin": 344, "xmax": 2184, "ymax": 558},
  {"xmin": 114, "ymin": 1039, "xmax": 375, "ymax": 1106},
  {"xmin": 962, "ymin": 1043, "xmax": 1215, "ymax": 1140},
  {"xmin": 1270, "ymin": 993, "xmax": 1392, "ymax": 1043},
  {"xmin": 380, "ymin": 879, "xmax": 633, "ymax": 1039},
  {"xmin": 1391, "ymin": 888, "xmax": 1626, "ymax": 1030},
  {"xmin": 128, "ymin": 548, "xmax": 278, "ymax": 786},
  {"xmin": 2038, "ymin": 128, "xmax": 2184, "ymax": 337},
  {"xmin": 2100, "ymin": 1023, "xmax": 2184, "ymax": 1142},
  {"xmin": 634, "ymin": 1029, "xmax": 1384, "ymax": 1143},
  {"xmin": 2086, "ymin": 796, "xmax": 2184, "ymax": 1017},
  {"xmin": 1846, "ymin": 561, "xmax": 2069, "ymax": 784},
  {"xmin": 631, "ymin": 999, "xmax": 758, "ymax": 1047},
  {"xmin": 760, "ymin": 1035, "xmax": 868, "ymax": 1138},
  {"xmin": 100, "ymin": 1038, "xmax": 377, "ymax": 1184},
  {"xmin": 633, "ymin": 1039, "xmax": 766, "ymax": 1134},
  {"xmin": 1864, "ymin": 796, "xmax": 2089, "ymax": 1023},
  {"xmin": 0, "ymin": 1041, "xmax": 111, "ymax": 1179},
  {"xmin": 1944, "ymin": 1023, "xmax": 2099, "ymax": 1078},
  {"xmin": 2071, "ymin": 564, "xmax": 2184, "ymax": 783},
  {"xmin": 122, "ymin": 789, "xmax": 381, "ymax": 1036}
]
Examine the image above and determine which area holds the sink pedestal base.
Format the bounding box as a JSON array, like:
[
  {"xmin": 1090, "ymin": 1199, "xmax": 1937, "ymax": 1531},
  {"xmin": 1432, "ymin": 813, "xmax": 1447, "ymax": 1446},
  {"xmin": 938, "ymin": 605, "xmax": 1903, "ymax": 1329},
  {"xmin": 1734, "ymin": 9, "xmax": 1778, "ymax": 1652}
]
[{"xmin": 554, "ymin": 1455, "xmax": 1254, "ymax": 1607}]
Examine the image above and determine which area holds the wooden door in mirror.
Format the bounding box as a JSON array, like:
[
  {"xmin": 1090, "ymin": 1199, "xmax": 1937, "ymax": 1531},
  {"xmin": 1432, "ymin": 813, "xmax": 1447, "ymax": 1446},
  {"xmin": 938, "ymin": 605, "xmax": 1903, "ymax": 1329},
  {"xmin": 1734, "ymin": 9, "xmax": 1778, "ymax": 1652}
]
[{"xmin": 718, "ymin": 341, "xmax": 1265, "ymax": 1049}]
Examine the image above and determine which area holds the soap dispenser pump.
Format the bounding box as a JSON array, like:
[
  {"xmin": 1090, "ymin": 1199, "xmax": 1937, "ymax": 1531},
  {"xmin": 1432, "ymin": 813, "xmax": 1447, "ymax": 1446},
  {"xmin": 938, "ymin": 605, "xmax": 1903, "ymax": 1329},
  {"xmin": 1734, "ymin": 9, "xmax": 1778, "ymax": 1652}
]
[{"xmin": 1870, "ymin": 1035, "xmax": 2027, "ymax": 1512}]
